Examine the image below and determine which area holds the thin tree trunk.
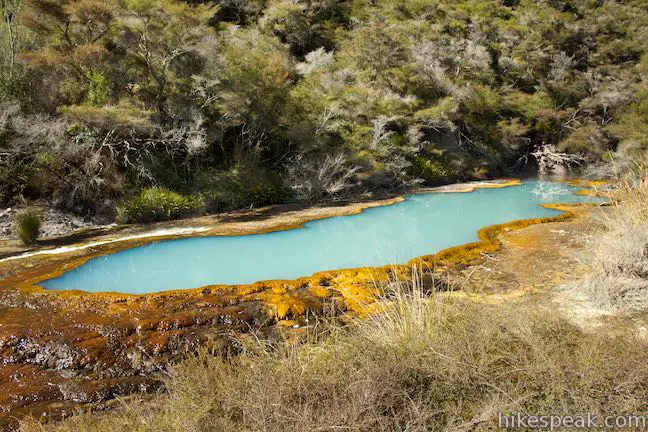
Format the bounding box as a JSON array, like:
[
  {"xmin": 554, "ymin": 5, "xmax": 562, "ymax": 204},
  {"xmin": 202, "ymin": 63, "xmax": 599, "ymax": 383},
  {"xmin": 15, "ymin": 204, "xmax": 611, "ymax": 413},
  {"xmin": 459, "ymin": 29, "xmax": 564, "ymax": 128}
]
[{"xmin": 1, "ymin": 0, "xmax": 18, "ymax": 77}]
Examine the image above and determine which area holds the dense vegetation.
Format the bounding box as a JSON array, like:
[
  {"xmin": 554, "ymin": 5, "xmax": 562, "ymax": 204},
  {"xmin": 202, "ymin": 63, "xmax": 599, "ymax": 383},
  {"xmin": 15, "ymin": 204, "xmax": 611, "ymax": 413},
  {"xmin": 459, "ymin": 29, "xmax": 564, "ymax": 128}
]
[{"xmin": 1, "ymin": 0, "xmax": 647, "ymax": 221}]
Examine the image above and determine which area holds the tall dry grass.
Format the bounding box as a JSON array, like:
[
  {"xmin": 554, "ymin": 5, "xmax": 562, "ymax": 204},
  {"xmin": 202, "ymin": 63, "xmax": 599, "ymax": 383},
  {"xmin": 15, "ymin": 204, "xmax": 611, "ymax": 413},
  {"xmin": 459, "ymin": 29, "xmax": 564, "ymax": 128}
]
[
  {"xmin": 22, "ymin": 276, "xmax": 648, "ymax": 432},
  {"xmin": 577, "ymin": 167, "xmax": 648, "ymax": 313}
]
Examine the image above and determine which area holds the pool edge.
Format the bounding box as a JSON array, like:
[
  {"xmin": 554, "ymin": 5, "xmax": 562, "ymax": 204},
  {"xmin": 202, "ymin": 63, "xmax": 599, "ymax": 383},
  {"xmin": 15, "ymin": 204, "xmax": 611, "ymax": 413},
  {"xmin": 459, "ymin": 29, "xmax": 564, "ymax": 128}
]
[{"xmin": 1, "ymin": 178, "xmax": 604, "ymax": 302}]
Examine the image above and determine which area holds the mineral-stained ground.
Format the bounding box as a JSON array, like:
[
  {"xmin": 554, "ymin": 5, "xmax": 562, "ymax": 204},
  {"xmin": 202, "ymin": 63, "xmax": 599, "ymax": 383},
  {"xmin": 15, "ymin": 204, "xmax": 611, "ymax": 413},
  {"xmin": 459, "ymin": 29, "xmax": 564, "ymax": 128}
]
[{"xmin": 0, "ymin": 181, "xmax": 609, "ymax": 429}]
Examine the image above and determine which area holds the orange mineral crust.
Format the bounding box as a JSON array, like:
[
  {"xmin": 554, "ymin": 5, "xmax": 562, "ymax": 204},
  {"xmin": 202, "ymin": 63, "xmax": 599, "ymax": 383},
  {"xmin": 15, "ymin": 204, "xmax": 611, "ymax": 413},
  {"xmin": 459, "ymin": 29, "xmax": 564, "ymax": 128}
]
[{"xmin": 0, "ymin": 179, "xmax": 603, "ymax": 428}]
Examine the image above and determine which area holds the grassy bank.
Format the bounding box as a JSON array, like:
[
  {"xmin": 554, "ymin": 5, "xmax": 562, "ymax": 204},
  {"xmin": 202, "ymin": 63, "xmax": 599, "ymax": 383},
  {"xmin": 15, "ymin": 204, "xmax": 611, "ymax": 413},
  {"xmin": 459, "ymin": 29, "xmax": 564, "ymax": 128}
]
[{"xmin": 22, "ymin": 281, "xmax": 648, "ymax": 431}]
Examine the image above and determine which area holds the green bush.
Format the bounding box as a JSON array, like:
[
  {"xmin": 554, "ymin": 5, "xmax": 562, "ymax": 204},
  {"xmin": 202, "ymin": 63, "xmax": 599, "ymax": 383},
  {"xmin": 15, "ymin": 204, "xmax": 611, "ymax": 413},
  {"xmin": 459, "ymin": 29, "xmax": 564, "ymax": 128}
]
[
  {"xmin": 195, "ymin": 165, "xmax": 291, "ymax": 213},
  {"xmin": 246, "ymin": 182, "xmax": 290, "ymax": 206},
  {"xmin": 16, "ymin": 208, "xmax": 42, "ymax": 245},
  {"xmin": 84, "ymin": 69, "xmax": 111, "ymax": 107},
  {"xmin": 0, "ymin": 157, "xmax": 32, "ymax": 204},
  {"xmin": 410, "ymin": 155, "xmax": 456, "ymax": 183},
  {"xmin": 116, "ymin": 187, "xmax": 205, "ymax": 224},
  {"xmin": 203, "ymin": 181, "xmax": 290, "ymax": 213}
]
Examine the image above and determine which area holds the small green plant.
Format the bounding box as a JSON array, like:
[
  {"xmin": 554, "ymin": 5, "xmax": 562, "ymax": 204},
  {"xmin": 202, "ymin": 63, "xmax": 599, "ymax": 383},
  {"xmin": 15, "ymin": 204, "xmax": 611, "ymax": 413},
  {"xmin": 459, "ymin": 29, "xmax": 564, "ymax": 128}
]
[
  {"xmin": 116, "ymin": 187, "xmax": 205, "ymax": 224},
  {"xmin": 85, "ymin": 69, "xmax": 111, "ymax": 106},
  {"xmin": 16, "ymin": 208, "xmax": 42, "ymax": 245}
]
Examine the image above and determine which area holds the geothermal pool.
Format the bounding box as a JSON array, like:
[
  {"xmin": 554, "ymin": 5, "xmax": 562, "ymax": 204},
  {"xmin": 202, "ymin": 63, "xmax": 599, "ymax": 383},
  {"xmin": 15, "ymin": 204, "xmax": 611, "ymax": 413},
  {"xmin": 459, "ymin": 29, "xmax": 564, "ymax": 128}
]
[{"xmin": 40, "ymin": 180, "xmax": 603, "ymax": 294}]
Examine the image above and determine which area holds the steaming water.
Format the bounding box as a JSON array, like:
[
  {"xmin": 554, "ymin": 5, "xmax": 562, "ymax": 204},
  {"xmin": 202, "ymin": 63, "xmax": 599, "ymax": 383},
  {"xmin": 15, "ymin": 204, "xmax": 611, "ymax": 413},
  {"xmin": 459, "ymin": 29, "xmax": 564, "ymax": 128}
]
[{"xmin": 40, "ymin": 180, "xmax": 604, "ymax": 294}]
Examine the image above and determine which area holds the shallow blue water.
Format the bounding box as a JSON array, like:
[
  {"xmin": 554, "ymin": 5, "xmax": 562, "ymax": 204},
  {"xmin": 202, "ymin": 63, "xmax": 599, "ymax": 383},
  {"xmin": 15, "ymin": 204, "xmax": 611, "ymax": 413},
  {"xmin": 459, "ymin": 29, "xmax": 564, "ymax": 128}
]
[{"xmin": 40, "ymin": 180, "xmax": 603, "ymax": 294}]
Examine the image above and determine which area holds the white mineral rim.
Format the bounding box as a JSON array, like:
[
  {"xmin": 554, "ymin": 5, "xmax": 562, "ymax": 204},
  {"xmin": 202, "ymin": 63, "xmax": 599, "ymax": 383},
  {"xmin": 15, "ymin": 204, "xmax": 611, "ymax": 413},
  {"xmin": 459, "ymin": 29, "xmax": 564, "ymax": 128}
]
[{"xmin": 0, "ymin": 227, "xmax": 211, "ymax": 263}]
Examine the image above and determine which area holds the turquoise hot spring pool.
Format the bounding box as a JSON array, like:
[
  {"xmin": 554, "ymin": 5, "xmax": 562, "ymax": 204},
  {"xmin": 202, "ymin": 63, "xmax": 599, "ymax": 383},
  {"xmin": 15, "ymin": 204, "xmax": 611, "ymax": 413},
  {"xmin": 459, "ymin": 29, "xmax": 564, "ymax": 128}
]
[{"xmin": 39, "ymin": 180, "xmax": 604, "ymax": 294}]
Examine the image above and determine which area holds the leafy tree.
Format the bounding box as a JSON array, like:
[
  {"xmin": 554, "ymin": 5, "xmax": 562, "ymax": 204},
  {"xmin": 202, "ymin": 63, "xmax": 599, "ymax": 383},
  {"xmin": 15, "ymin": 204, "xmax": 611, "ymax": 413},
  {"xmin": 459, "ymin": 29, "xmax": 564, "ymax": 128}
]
[
  {"xmin": 216, "ymin": 29, "xmax": 293, "ymax": 161},
  {"xmin": 115, "ymin": 0, "xmax": 214, "ymax": 120},
  {"xmin": 20, "ymin": 0, "xmax": 115, "ymax": 74}
]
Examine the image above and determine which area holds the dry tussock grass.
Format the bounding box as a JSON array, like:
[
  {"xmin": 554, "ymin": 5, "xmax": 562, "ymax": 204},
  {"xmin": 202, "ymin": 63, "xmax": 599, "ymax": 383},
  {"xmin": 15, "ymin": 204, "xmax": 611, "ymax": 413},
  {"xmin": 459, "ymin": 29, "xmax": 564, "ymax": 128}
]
[
  {"xmin": 578, "ymin": 165, "xmax": 648, "ymax": 313},
  {"xmin": 22, "ymin": 276, "xmax": 648, "ymax": 432}
]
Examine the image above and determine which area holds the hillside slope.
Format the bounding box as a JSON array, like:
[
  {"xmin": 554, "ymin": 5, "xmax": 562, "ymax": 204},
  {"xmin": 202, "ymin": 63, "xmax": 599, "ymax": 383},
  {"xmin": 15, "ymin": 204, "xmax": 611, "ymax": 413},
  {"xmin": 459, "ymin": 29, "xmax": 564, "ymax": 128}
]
[{"xmin": 1, "ymin": 0, "xmax": 647, "ymax": 221}]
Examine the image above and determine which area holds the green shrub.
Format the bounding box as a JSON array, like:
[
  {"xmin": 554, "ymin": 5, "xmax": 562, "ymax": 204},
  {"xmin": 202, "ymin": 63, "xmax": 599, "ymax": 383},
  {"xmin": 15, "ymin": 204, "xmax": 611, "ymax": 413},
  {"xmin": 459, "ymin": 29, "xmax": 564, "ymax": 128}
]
[
  {"xmin": 410, "ymin": 155, "xmax": 456, "ymax": 183},
  {"xmin": 85, "ymin": 69, "xmax": 111, "ymax": 107},
  {"xmin": 16, "ymin": 208, "xmax": 42, "ymax": 245},
  {"xmin": 195, "ymin": 165, "xmax": 290, "ymax": 213},
  {"xmin": 116, "ymin": 187, "xmax": 205, "ymax": 224},
  {"xmin": 0, "ymin": 157, "xmax": 32, "ymax": 204},
  {"xmin": 238, "ymin": 181, "xmax": 290, "ymax": 207},
  {"xmin": 203, "ymin": 182, "xmax": 290, "ymax": 213}
]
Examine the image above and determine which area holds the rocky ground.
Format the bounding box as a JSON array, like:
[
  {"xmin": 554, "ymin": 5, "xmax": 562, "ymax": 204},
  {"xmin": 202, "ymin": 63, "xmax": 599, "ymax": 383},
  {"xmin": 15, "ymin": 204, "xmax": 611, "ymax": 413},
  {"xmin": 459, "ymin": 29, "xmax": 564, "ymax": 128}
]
[{"xmin": 0, "ymin": 206, "xmax": 106, "ymax": 241}]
